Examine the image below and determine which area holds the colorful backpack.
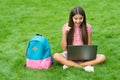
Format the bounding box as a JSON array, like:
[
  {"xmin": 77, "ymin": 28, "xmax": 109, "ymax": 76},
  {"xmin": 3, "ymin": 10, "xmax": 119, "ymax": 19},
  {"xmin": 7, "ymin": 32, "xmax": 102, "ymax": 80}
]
[{"xmin": 26, "ymin": 34, "xmax": 53, "ymax": 69}]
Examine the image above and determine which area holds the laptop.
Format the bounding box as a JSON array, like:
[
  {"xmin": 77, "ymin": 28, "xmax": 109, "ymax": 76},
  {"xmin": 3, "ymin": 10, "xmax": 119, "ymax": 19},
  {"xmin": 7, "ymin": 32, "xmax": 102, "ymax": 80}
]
[{"xmin": 67, "ymin": 45, "xmax": 98, "ymax": 61}]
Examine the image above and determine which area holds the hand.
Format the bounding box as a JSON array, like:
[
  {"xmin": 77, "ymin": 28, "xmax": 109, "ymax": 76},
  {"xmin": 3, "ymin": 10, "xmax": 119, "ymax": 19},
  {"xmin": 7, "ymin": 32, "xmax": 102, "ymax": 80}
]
[{"xmin": 63, "ymin": 26, "xmax": 71, "ymax": 34}]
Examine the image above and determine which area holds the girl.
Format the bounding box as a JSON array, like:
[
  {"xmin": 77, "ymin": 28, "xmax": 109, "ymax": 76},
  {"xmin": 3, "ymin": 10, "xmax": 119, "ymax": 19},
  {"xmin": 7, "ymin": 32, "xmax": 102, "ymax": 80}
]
[{"xmin": 53, "ymin": 6, "xmax": 106, "ymax": 68}]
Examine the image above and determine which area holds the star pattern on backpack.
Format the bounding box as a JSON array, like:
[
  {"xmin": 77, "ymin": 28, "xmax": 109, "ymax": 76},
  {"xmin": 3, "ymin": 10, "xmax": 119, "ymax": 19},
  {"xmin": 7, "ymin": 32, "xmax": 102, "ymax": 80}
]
[{"xmin": 32, "ymin": 46, "xmax": 38, "ymax": 51}]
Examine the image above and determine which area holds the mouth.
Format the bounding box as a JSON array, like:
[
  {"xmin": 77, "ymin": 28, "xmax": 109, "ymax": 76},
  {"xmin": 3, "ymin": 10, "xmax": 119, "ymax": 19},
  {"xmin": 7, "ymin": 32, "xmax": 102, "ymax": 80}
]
[{"xmin": 75, "ymin": 23, "xmax": 81, "ymax": 26}]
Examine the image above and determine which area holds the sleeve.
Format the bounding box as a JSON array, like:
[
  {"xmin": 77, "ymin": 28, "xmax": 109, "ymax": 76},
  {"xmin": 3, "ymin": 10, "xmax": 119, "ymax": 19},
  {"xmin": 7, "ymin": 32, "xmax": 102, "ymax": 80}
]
[{"xmin": 86, "ymin": 23, "xmax": 92, "ymax": 32}]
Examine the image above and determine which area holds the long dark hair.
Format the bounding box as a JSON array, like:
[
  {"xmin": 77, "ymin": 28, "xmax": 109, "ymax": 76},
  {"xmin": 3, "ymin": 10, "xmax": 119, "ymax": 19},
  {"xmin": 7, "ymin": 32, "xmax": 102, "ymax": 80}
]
[{"xmin": 67, "ymin": 6, "xmax": 88, "ymax": 45}]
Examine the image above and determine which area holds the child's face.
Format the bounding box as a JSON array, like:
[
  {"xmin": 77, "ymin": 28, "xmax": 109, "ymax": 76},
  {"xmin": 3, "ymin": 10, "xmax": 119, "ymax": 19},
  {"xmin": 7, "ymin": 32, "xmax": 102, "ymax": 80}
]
[{"xmin": 72, "ymin": 14, "xmax": 83, "ymax": 26}]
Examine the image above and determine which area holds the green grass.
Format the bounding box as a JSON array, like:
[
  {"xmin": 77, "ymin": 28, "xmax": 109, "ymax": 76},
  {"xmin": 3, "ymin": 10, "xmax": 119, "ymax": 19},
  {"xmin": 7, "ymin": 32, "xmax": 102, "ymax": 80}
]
[{"xmin": 0, "ymin": 0, "xmax": 120, "ymax": 80}]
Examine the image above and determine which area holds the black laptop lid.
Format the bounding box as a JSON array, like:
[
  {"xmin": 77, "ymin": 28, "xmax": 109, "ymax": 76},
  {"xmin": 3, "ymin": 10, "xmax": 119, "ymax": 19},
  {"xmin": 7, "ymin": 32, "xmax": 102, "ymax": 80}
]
[{"xmin": 67, "ymin": 45, "xmax": 98, "ymax": 61}]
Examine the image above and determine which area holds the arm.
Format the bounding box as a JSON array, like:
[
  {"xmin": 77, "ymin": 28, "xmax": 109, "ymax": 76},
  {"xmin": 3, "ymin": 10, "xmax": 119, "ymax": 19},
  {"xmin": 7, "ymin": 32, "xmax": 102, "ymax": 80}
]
[
  {"xmin": 88, "ymin": 31, "xmax": 92, "ymax": 45},
  {"xmin": 86, "ymin": 23, "xmax": 92, "ymax": 45},
  {"xmin": 61, "ymin": 32, "xmax": 67, "ymax": 50},
  {"xmin": 61, "ymin": 24, "xmax": 71, "ymax": 50}
]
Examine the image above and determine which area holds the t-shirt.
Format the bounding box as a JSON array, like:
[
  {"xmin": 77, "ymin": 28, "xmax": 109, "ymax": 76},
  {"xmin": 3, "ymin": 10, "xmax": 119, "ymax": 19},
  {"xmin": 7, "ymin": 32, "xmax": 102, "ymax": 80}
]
[{"xmin": 62, "ymin": 23, "xmax": 92, "ymax": 45}]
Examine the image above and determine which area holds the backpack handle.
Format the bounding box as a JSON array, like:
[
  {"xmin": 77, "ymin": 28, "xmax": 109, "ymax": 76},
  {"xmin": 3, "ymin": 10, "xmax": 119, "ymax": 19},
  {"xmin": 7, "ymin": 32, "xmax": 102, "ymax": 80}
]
[{"xmin": 36, "ymin": 34, "xmax": 42, "ymax": 36}]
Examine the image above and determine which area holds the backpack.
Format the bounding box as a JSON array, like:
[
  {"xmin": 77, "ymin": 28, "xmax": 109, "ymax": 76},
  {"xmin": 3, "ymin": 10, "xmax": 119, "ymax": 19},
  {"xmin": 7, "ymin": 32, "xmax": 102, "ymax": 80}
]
[{"xmin": 26, "ymin": 34, "xmax": 53, "ymax": 69}]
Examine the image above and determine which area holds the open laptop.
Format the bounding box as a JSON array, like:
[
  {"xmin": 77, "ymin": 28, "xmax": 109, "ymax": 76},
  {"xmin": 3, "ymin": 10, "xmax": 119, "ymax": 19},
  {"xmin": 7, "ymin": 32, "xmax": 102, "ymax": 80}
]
[{"xmin": 67, "ymin": 45, "xmax": 98, "ymax": 61}]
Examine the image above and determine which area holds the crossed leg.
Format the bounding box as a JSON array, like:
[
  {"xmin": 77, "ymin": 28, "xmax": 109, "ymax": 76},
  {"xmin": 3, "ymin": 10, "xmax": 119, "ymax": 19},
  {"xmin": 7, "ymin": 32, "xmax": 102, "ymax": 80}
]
[{"xmin": 53, "ymin": 53, "xmax": 105, "ymax": 68}]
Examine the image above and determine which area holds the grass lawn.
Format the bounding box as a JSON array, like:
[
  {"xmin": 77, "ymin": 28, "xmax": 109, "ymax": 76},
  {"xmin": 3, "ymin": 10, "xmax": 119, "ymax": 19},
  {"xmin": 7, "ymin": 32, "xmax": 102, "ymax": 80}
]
[{"xmin": 0, "ymin": 0, "xmax": 120, "ymax": 80}]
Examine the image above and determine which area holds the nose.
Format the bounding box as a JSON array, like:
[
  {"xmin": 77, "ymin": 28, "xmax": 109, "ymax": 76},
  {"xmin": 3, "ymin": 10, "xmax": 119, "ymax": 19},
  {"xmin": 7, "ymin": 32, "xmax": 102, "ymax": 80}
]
[{"xmin": 76, "ymin": 19, "xmax": 80, "ymax": 23}]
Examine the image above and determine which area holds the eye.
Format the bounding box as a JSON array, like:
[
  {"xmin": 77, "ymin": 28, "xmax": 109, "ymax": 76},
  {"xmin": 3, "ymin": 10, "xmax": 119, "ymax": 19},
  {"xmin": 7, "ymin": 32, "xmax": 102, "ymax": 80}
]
[
  {"xmin": 79, "ymin": 17, "xmax": 83, "ymax": 20},
  {"xmin": 74, "ymin": 18, "xmax": 78, "ymax": 20}
]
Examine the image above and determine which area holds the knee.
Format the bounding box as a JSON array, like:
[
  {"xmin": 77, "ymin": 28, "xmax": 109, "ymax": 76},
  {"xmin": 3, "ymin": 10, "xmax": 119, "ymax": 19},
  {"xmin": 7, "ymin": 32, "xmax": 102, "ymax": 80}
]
[
  {"xmin": 99, "ymin": 54, "xmax": 106, "ymax": 62},
  {"xmin": 52, "ymin": 53, "xmax": 60, "ymax": 60},
  {"xmin": 97, "ymin": 54, "xmax": 106, "ymax": 63}
]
